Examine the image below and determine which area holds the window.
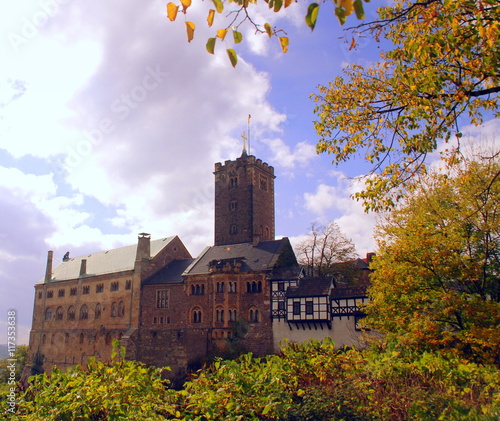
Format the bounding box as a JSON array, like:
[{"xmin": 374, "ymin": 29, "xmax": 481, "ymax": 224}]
[
  {"xmin": 230, "ymin": 224, "xmax": 237, "ymax": 235},
  {"xmin": 259, "ymin": 175, "xmax": 268, "ymax": 191},
  {"xmin": 45, "ymin": 307, "xmax": 52, "ymax": 321},
  {"xmin": 191, "ymin": 284, "xmax": 205, "ymax": 295},
  {"xmin": 70, "ymin": 287, "xmax": 77, "ymax": 296},
  {"xmin": 118, "ymin": 301, "xmax": 125, "ymax": 317},
  {"xmin": 111, "ymin": 302, "xmax": 118, "ymax": 317},
  {"xmin": 249, "ymin": 309, "xmax": 259, "ymax": 323},
  {"xmin": 216, "ymin": 307, "xmax": 224, "ymax": 322},
  {"xmin": 79, "ymin": 305, "xmax": 88, "ymax": 320},
  {"xmin": 216, "ymin": 282, "xmax": 225, "ymax": 293},
  {"xmin": 56, "ymin": 307, "xmax": 64, "ymax": 321},
  {"xmin": 67, "ymin": 306, "xmax": 75, "ymax": 321},
  {"xmin": 58, "ymin": 289, "xmax": 65, "ymax": 297},
  {"xmin": 229, "ymin": 200, "xmax": 238, "ymax": 211},
  {"xmin": 278, "ymin": 301, "xmax": 285, "ymax": 311},
  {"xmin": 293, "ymin": 301, "xmax": 301, "ymax": 316},
  {"xmin": 192, "ymin": 307, "xmax": 202, "ymax": 323},
  {"xmin": 247, "ymin": 281, "xmax": 262, "ymax": 293},
  {"xmin": 95, "ymin": 303, "xmax": 102, "ymax": 319},
  {"xmin": 83, "ymin": 285, "xmax": 90, "ymax": 295},
  {"xmin": 47, "ymin": 290, "xmax": 53, "ymax": 299},
  {"xmin": 157, "ymin": 290, "xmax": 169, "ymax": 308},
  {"xmin": 228, "ymin": 308, "xmax": 237, "ymax": 322},
  {"xmin": 153, "ymin": 316, "xmax": 158, "ymax": 324},
  {"xmin": 228, "ymin": 282, "xmax": 237, "ymax": 293},
  {"xmin": 277, "ymin": 282, "xmax": 285, "ymax": 292},
  {"xmin": 38, "ymin": 292, "xmax": 42, "ymax": 299},
  {"xmin": 306, "ymin": 301, "xmax": 314, "ymax": 315},
  {"xmin": 96, "ymin": 284, "xmax": 104, "ymax": 293},
  {"xmin": 230, "ymin": 176, "xmax": 238, "ymax": 188},
  {"xmin": 125, "ymin": 280, "xmax": 132, "ymax": 290},
  {"xmin": 110, "ymin": 282, "xmax": 119, "ymax": 292}
]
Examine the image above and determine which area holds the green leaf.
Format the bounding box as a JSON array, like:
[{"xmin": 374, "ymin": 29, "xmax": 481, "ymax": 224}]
[
  {"xmin": 353, "ymin": 0, "xmax": 365, "ymax": 19},
  {"xmin": 206, "ymin": 37, "xmax": 216, "ymax": 54},
  {"xmin": 264, "ymin": 23, "xmax": 273, "ymax": 37},
  {"xmin": 212, "ymin": 0, "xmax": 224, "ymax": 13},
  {"xmin": 273, "ymin": 0, "xmax": 283, "ymax": 12},
  {"xmin": 335, "ymin": 6, "xmax": 346, "ymax": 26},
  {"xmin": 305, "ymin": 3, "xmax": 319, "ymax": 30},
  {"xmin": 233, "ymin": 30, "xmax": 243, "ymax": 44},
  {"xmin": 227, "ymin": 48, "xmax": 238, "ymax": 67}
]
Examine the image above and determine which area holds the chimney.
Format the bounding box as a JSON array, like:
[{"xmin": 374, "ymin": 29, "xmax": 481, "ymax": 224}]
[
  {"xmin": 45, "ymin": 250, "xmax": 53, "ymax": 283},
  {"xmin": 136, "ymin": 233, "xmax": 151, "ymax": 261},
  {"xmin": 79, "ymin": 259, "xmax": 87, "ymax": 277}
]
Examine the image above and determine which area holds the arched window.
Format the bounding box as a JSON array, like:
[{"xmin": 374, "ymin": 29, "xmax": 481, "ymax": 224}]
[
  {"xmin": 192, "ymin": 307, "xmax": 202, "ymax": 323},
  {"xmin": 45, "ymin": 307, "xmax": 52, "ymax": 321},
  {"xmin": 249, "ymin": 308, "xmax": 259, "ymax": 323},
  {"xmin": 79, "ymin": 332, "xmax": 84, "ymax": 344},
  {"xmin": 105, "ymin": 333, "xmax": 112, "ymax": 345},
  {"xmin": 56, "ymin": 307, "xmax": 64, "ymax": 321},
  {"xmin": 229, "ymin": 200, "xmax": 238, "ymax": 211},
  {"xmin": 230, "ymin": 224, "xmax": 237, "ymax": 235},
  {"xmin": 111, "ymin": 302, "xmax": 118, "ymax": 317},
  {"xmin": 67, "ymin": 306, "xmax": 75, "ymax": 321},
  {"xmin": 79, "ymin": 305, "xmax": 88, "ymax": 320},
  {"xmin": 95, "ymin": 303, "xmax": 102, "ymax": 319},
  {"xmin": 216, "ymin": 307, "xmax": 224, "ymax": 323},
  {"xmin": 118, "ymin": 301, "xmax": 125, "ymax": 317},
  {"xmin": 42, "ymin": 334, "xmax": 46, "ymax": 344},
  {"xmin": 228, "ymin": 308, "xmax": 237, "ymax": 322}
]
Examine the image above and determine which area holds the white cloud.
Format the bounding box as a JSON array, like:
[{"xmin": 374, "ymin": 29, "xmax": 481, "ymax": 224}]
[{"xmin": 267, "ymin": 138, "xmax": 317, "ymax": 175}]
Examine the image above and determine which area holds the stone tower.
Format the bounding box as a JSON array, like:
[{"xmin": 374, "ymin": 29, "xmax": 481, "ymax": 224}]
[{"xmin": 214, "ymin": 150, "xmax": 275, "ymax": 246}]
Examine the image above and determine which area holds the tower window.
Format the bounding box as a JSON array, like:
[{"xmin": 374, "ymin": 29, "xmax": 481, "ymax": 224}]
[
  {"xmin": 259, "ymin": 175, "xmax": 268, "ymax": 191},
  {"xmin": 230, "ymin": 224, "xmax": 237, "ymax": 235},
  {"xmin": 230, "ymin": 177, "xmax": 238, "ymax": 188},
  {"xmin": 229, "ymin": 200, "xmax": 238, "ymax": 211}
]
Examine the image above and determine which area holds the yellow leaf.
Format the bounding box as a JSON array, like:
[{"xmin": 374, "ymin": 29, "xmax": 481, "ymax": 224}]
[
  {"xmin": 166, "ymin": 2, "xmax": 179, "ymax": 21},
  {"xmin": 279, "ymin": 36, "xmax": 289, "ymax": 53},
  {"xmin": 284, "ymin": 0, "xmax": 293, "ymax": 7},
  {"xmin": 340, "ymin": 0, "xmax": 353, "ymax": 16},
  {"xmin": 264, "ymin": 23, "xmax": 273, "ymax": 38},
  {"xmin": 181, "ymin": 0, "xmax": 191, "ymax": 13},
  {"xmin": 186, "ymin": 21, "xmax": 195, "ymax": 42},
  {"xmin": 207, "ymin": 9, "xmax": 215, "ymax": 27},
  {"xmin": 217, "ymin": 28, "xmax": 228, "ymax": 40}
]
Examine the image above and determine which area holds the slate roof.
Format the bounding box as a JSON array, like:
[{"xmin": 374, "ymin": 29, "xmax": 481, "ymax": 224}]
[
  {"xmin": 40, "ymin": 236, "xmax": 177, "ymax": 284},
  {"xmin": 185, "ymin": 238, "xmax": 292, "ymax": 275},
  {"xmin": 330, "ymin": 286, "xmax": 368, "ymax": 299},
  {"xmin": 286, "ymin": 277, "xmax": 334, "ymax": 298},
  {"xmin": 143, "ymin": 258, "xmax": 196, "ymax": 285}
]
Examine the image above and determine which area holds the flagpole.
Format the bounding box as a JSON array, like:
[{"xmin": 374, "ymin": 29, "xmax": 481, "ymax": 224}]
[{"xmin": 248, "ymin": 114, "xmax": 251, "ymax": 155}]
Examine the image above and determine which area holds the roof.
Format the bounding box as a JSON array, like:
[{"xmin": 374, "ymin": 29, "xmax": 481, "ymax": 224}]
[
  {"xmin": 330, "ymin": 286, "xmax": 368, "ymax": 299},
  {"xmin": 40, "ymin": 236, "xmax": 177, "ymax": 284},
  {"xmin": 185, "ymin": 238, "xmax": 293, "ymax": 275},
  {"xmin": 143, "ymin": 258, "xmax": 196, "ymax": 285},
  {"xmin": 286, "ymin": 277, "xmax": 334, "ymax": 298}
]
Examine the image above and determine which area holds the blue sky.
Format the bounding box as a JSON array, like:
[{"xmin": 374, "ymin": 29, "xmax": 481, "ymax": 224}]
[{"xmin": 1, "ymin": 0, "xmax": 498, "ymax": 344}]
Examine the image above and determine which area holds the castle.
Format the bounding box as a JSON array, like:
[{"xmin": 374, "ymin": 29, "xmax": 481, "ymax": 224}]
[{"xmin": 23, "ymin": 151, "xmax": 370, "ymax": 382}]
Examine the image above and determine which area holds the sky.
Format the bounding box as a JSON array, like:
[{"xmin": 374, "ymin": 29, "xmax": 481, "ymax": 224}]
[{"xmin": 1, "ymin": 0, "xmax": 498, "ymax": 345}]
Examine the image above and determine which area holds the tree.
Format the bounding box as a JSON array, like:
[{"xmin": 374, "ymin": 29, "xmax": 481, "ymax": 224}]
[
  {"xmin": 313, "ymin": 0, "xmax": 500, "ymax": 210},
  {"xmin": 365, "ymin": 158, "xmax": 500, "ymax": 365},
  {"xmin": 165, "ymin": 0, "xmax": 371, "ymax": 66},
  {"xmin": 296, "ymin": 222, "xmax": 359, "ymax": 278}
]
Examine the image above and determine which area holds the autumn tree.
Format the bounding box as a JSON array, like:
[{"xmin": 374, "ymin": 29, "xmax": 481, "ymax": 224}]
[
  {"xmin": 366, "ymin": 158, "xmax": 500, "ymax": 365},
  {"xmin": 296, "ymin": 222, "xmax": 359, "ymax": 278},
  {"xmin": 313, "ymin": 0, "xmax": 500, "ymax": 210}
]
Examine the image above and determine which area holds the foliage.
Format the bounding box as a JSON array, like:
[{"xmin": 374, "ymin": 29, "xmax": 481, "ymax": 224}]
[
  {"xmin": 313, "ymin": 0, "xmax": 500, "ymax": 210},
  {"xmin": 366, "ymin": 158, "xmax": 500, "ymax": 365},
  {"xmin": 177, "ymin": 338, "xmax": 500, "ymax": 421},
  {"xmin": 12, "ymin": 342, "xmax": 177, "ymax": 421},
  {"xmin": 165, "ymin": 0, "xmax": 371, "ymax": 66},
  {"xmin": 296, "ymin": 221, "xmax": 359, "ymax": 278}
]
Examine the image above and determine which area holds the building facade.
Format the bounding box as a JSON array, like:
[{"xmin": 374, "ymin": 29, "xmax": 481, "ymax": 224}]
[{"xmin": 23, "ymin": 151, "xmax": 369, "ymax": 382}]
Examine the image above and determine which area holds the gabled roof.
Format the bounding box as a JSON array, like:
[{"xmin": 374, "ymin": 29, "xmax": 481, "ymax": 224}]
[
  {"xmin": 286, "ymin": 277, "xmax": 334, "ymax": 298},
  {"xmin": 185, "ymin": 238, "xmax": 294, "ymax": 275},
  {"xmin": 143, "ymin": 258, "xmax": 196, "ymax": 285},
  {"xmin": 40, "ymin": 236, "xmax": 177, "ymax": 284}
]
